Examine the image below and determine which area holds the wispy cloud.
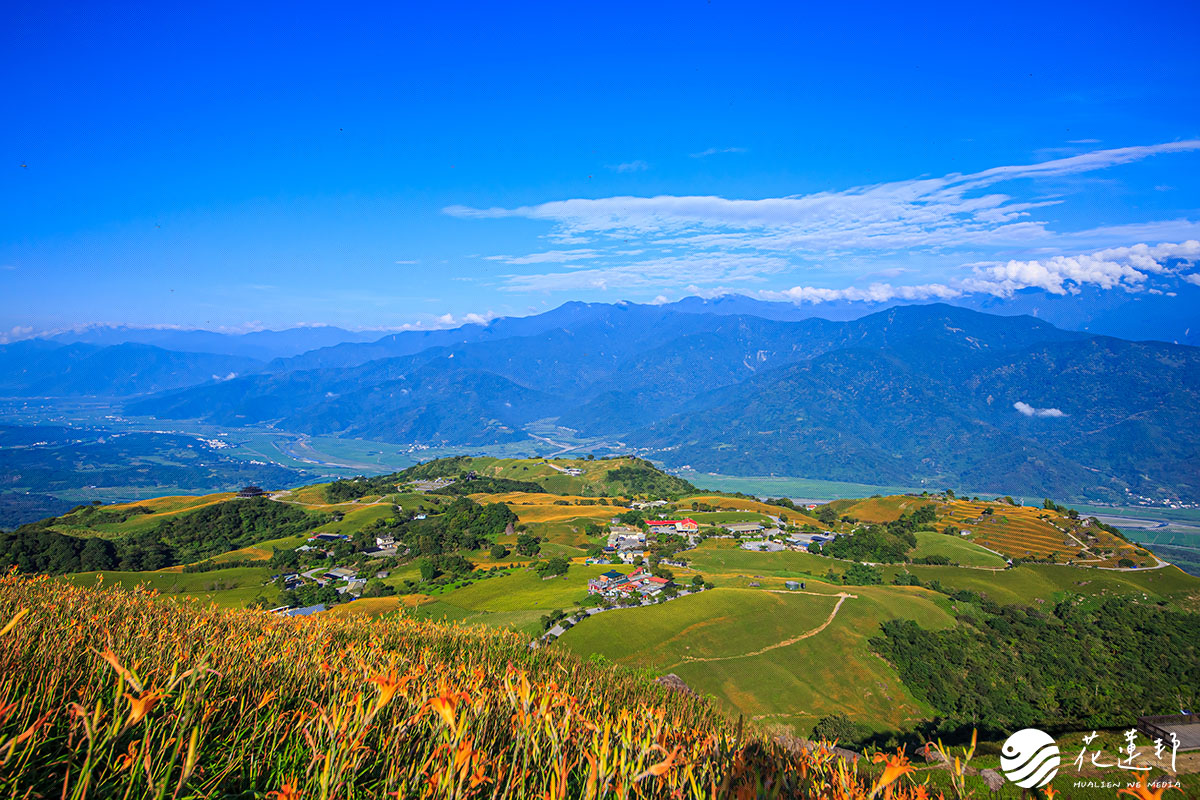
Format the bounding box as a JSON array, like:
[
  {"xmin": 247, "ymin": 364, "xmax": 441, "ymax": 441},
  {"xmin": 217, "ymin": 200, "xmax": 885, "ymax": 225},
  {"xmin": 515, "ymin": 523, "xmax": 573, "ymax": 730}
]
[
  {"xmin": 445, "ymin": 141, "xmax": 1200, "ymax": 301},
  {"xmin": 446, "ymin": 142, "xmax": 1199, "ymax": 253},
  {"xmin": 393, "ymin": 259, "xmax": 420, "ymax": 265},
  {"xmin": 484, "ymin": 249, "xmax": 598, "ymax": 265},
  {"xmin": 501, "ymin": 254, "xmax": 790, "ymax": 292},
  {"xmin": 690, "ymin": 146, "xmax": 748, "ymax": 158},
  {"xmin": 607, "ymin": 160, "xmax": 649, "ymax": 173}
]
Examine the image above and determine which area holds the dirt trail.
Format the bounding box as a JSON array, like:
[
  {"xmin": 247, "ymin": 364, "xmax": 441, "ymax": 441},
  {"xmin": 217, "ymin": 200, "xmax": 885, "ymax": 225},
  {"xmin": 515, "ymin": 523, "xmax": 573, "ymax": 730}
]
[{"xmin": 673, "ymin": 592, "xmax": 856, "ymax": 665}]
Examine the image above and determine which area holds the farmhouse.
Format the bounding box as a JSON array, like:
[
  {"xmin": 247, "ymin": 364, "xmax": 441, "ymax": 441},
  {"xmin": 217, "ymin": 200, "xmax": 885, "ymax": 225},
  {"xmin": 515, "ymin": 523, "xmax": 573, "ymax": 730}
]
[
  {"xmin": 323, "ymin": 567, "xmax": 357, "ymax": 582},
  {"xmin": 632, "ymin": 500, "xmax": 669, "ymax": 509},
  {"xmin": 309, "ymin": 533, "xmax": 350, "ymax": 543},
  {"xmin": 645, "ymin": 519, "xmax": 699, "ymax": 534},
  {"xmin": 587, "ymin": 570, "xmax": 629, "ymax": 594},
  {"xmin": 723, "ymin": 522, "xmax": 764, "ymax": 535},
  {"xmin": 740, "ymin": 539, "xmax": 785, "ymax": 552},
  {"xmin": 588, "ymin": 567, "xmax": 656, "ymax": 596},
  {"xmin": 374, "ymin": 534, "xmax": 396, "ymax": 548}
]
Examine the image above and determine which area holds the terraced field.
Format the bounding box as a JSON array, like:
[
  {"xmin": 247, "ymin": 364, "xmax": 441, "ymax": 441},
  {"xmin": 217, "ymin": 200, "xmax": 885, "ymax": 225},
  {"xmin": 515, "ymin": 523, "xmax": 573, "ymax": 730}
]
[{"xmin": 940, "ymin": 500, "xmax": 1155, "ymax": 566}]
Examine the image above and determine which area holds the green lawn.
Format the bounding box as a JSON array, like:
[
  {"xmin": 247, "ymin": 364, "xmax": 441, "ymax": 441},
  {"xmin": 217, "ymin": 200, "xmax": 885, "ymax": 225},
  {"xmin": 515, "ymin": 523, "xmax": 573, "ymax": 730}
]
[
  {"xmin": 559, "ymin": 584, "xmax": 956, "ymax": 736},
  {"xmin": 59, "ymin": 566, "xmax": 274, "ymax": 609},
  {"xmin": 878, "ymin": 562, "xmax": 1200, "ymax": 608},
  {"xmin": 406, "ymin": 564, "xmax": 634, "ymax": 636},
  {"xmin": 910, "ymin": 531, "xmax": 1008, "ymax": 567},
  {"xmin": 686, "ymin": 511, "xmax": 774, "ymax": 525}
]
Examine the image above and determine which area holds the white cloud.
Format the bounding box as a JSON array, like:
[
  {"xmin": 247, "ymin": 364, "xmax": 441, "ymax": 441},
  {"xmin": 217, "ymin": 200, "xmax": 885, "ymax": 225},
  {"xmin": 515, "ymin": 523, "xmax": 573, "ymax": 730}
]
[
  {"xmin": 0, "ymin": 325, "xmax": 34, "ymax": 343},
  {"xmin": 761, "ymin": 282, "xmax": 964, "ymax": 305},
  {"xmin": 501, "ymin": 254, "xmax": 790, "ymax": 292},
  {"xmin": 1014, "ymin": 401, "xmax": 1067, "ymax": 418},
  {"xmin": 484, "ymin": 249, "xmax": 598, "ymax": 265},
  {"xmin": 750, "ymin": 240, "xmax": 1200, "ymax": 306},
  {"xmin": 690, "ymin": 147, "xmax": 748, "ymax": 158},
  {"xmin": 393, "ymin": 259, "xmax": 420, "ymax": 265},
  {"xmin": 608, "ymin": 160, "xmax": 649, "ymax": 173},
  {"xmin": 445, "ymin": 142, "xmax": 1200, "ymax": 255},
  {"xmin": 446, "ymin": 141, "xmax": 1200, "ymax": 300},
  {"xmin": 963, "ymin": 240, "xmax": 1200, "ymax": 296}
]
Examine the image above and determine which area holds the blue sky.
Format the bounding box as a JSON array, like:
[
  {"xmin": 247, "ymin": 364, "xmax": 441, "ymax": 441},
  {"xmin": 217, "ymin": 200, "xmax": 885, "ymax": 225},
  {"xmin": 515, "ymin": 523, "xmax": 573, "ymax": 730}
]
[{"xmin": 2, "ymin": 0, "xmax": 1198, "ymax": 337}]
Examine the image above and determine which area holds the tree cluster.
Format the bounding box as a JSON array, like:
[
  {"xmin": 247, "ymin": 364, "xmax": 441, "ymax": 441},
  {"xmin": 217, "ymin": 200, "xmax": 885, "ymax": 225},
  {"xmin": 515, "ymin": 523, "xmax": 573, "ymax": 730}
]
[{"xmin": 871, "ymin": 597, "xmax": 1200, "ymax": 732}]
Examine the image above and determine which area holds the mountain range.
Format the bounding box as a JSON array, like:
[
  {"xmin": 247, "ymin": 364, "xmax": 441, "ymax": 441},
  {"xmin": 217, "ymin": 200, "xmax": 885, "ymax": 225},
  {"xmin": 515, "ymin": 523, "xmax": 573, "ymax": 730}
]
[{"xmin": 1, "ymin": 301, "xmax": 1197, "ymax": 502}]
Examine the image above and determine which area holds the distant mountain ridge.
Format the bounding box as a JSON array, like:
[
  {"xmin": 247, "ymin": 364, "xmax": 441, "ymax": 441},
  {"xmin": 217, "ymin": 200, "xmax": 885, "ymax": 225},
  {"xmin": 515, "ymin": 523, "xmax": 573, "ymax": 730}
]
[
  {"xmin": 120, "ymin": 302, "xmax": 1200, "ymax": 502},
  {"xmin": 40, "ymin": 324, "xmax": 388, "ymax": 360},
  {"xmin": 0, "ymin": 341, "xmax": 260, "ymax": 397}
]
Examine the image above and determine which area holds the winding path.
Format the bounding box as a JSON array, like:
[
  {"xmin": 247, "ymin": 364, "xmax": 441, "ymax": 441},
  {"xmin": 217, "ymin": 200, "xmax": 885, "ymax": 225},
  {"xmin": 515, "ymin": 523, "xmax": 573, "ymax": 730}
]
[{"xmin": 671, "ymin": 591, "xmax": 856, "ymax": 665}]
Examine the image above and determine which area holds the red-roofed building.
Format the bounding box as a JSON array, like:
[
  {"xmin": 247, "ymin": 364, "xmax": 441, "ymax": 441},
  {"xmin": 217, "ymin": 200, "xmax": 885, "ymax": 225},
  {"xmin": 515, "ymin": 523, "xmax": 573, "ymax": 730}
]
[{"xmin": 645, "ymin": 519, "xmax": 699, "ymax": 534}]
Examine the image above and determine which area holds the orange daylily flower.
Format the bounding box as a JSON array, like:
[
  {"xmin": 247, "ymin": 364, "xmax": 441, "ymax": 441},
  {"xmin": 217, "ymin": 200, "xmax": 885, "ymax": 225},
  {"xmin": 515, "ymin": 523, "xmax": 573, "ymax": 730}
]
[
  {"xmin": 267, "ymin": 782, "xmax": 302, "ymax": 800},
  {"xmin": 428, "ymin": 694, "xmax": 459, "ymax": 731},
  {"xmin": 635, "ymin": 745, "xmax": 682, "ymax": 781},
  {"xmin": 255, "ymin": 690, "xmax": 278, "ymax": 710},
  {"xmin": 871, "ymin": 748, "xmax": 915, "ymax": 792},
  {"xmin": 123, "ymin": 689, "xmax": 164, "ymax": 726},
  {"xmin": 368, "ymin": 671, "xmax": 406, "ymax": 710}
]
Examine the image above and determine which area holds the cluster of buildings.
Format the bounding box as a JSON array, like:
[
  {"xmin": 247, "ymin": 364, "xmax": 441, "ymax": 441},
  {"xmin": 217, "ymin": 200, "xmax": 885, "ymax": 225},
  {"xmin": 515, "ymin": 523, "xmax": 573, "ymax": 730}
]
[
  {"xmin": 739, "ymin": 530, "xmax": 836, "ymax": 551},
  {"xmin": 646, "ymin": 518, "xmax": 700, "ymax": 534},
  {"xmin": 601, "ymin": 525, "xmax": 647, "ymax": 563},
  {"xmin": 587, "ymin": 567, "xmax": 673, "ymax": 599}
]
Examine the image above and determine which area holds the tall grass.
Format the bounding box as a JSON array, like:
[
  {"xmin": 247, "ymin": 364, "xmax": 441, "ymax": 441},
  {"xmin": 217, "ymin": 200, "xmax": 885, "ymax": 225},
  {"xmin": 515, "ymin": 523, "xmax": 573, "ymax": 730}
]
[{"xmin": 0, "ymin": 572, "xmax": 997, "ymax": 798}]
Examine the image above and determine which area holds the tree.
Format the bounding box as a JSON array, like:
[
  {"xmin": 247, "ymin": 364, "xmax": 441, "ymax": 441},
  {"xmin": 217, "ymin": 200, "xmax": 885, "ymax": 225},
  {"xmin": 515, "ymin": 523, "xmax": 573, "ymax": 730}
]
[
  {"xmin": 418, "ymin": 557, "xmax": 438, "ymax": 581},
  {"xmin": 816, "ymin": 505, "xmax": 839, "ymax": 526},
  {"xmin": 490, "ymin": 543, "xmax": 510, "ymax": 560},
  {"xmin": 515, "ymin": 533, "xmax": 541, "ymax": 557},
  {"xmin": 811, "ymin": 713, "xmax": 861, "ymax": 745},
  {"xmin": 79, "ymin": 537, "xmax": 116, "ymax": 571},
  {"xmin": 536, "ymin": 556, "xmax": 570, "ymax": 578}
]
